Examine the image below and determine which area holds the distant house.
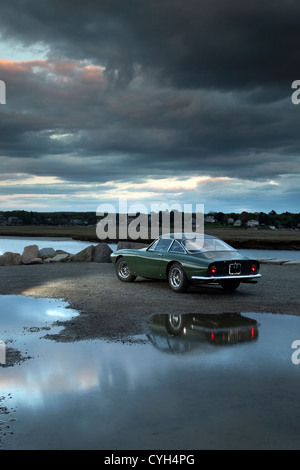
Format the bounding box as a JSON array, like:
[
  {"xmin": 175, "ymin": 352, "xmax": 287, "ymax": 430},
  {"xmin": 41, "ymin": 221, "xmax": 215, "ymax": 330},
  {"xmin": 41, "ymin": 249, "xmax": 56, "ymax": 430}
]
[
  {"xmin": 0, "ymin": 215, "xmax": 7, "ymax": 226},
  {"xmin": 70, "ymin": 219, "xmax": 84, "ymax": 225},
  {"xmin": 8, "ymin": 216, "xmax": 23, "ymax": 225},
  {"xmin": 204, "ymin": 215, "xmax": 215, "ymax": 223},
  {"xmin": 246, "ymin": 219, "xmax": 259, "ymax": 228},
  {"xmin": 234, "ymin": 219, "xmax": 242, "ymax": 227},
  {"xmin": 227, "ymin": 218, "xmax": 234, "ymax": 225}
]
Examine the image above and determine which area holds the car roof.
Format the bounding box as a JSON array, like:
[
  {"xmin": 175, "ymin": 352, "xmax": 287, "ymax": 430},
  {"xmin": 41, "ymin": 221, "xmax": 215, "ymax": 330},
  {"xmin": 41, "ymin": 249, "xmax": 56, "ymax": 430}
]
[{"xmin": 159, "ymin": 233, "xmax": 218, "ymax": 241}]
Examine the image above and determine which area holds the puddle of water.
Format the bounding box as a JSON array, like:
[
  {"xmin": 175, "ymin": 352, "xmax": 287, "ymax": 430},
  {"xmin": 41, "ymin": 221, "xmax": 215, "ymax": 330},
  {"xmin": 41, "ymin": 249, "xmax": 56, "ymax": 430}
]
[
  {"xmin": 1, "ymin": 296, "xmax": 300, "ymax": 450},
  {"xmin": 0, "ymin": 295, "xmax": 77, "ymax": 330}
]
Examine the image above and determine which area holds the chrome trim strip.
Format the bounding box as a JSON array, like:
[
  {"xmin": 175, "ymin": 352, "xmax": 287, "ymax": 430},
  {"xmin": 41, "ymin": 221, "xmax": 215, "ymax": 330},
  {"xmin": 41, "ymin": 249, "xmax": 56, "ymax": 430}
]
[{"xmin": 191, "ymin": 274, "xmax": 262, "ymax": 280}]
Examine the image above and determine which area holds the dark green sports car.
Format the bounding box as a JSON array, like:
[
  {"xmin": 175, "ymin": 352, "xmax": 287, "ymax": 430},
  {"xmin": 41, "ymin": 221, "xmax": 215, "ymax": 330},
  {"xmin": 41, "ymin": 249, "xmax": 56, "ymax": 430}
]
[{"xmin": 110, "ymin": 233, "xmax": 262, "ymax": 293}]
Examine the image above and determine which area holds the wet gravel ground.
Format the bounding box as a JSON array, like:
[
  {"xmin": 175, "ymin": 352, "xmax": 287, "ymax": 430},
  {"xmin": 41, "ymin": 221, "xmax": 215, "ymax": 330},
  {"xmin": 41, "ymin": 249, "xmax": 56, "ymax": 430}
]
[{"xmin": 0, "ymin": 263, "xmax": 299, "ymax": 342}]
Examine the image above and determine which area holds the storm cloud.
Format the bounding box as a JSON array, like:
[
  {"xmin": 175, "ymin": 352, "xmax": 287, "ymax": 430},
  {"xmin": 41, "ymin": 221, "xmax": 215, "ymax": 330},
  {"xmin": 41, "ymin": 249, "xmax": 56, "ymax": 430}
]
[{"xmin": 0, "ymin": 0, "xmax": 299, "ymax": 211}]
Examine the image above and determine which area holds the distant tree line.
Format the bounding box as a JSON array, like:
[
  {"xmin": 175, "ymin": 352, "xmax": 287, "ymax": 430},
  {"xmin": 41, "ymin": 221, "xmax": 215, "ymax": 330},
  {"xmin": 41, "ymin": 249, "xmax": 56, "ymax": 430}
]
[
  {"xmin": 0, "ymin": 209, "xmax": 299, "ymax": 229},
  {"xmin": 210, "ymin": 210, "xmax": 300, "ymax": 228},
  {"xmin": 0, "ymin": 211, "xmax": 98, "ymax": 226}
]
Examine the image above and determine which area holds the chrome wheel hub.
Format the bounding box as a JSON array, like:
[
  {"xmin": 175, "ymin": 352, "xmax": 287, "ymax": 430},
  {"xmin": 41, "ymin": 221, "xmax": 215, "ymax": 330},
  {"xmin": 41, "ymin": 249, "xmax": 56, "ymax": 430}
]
[
  {"xmin": 170, "ymin": 267, "xmax": 181, "ymax": 288},
  {"xmin": 119, "ymin": 261, "xmax": 130, "ymax": 278}
]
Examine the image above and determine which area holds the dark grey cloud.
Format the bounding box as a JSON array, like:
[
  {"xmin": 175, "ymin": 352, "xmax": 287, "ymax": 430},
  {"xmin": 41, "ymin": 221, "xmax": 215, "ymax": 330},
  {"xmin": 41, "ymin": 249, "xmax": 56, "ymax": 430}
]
[
  {"xmin": 0, "ymin": 0, "xmax": 299, "ymax": 211},
  {"xmin": 0, "ymin": 57, "xmax": 299, "ymax": 185},
  {"xmin": 1, "ymin": 0, "xmax": 300, "ymax": 91}
]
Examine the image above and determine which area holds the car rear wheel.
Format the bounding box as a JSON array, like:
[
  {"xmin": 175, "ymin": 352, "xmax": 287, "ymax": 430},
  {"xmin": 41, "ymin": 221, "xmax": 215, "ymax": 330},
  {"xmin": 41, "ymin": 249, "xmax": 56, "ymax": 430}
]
[
  {"xmin": 166, "ymin": 314, "xmax": 184, "ymax": 335},
  {"xmin": 116, "ymin": 257, "xmax": 136, "ymax": 282},
  {"xmin": 220, "ymin": 280, "xmax": 240, "ymax": 291},
  {"xmin": 168, "ymin": 263, "xmax": 189, "ymax": 293}
]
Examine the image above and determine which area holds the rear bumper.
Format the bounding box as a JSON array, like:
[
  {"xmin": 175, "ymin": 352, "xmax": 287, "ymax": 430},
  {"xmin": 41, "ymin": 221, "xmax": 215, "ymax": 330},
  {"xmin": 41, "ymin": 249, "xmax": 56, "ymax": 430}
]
[{"xmin": 191, "ymin": 274, "xmax": 262, "ymax": 281}]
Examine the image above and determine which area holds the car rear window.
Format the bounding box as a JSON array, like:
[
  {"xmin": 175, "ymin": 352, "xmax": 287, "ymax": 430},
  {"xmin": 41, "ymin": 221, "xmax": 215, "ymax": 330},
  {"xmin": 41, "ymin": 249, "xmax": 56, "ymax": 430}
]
[
  {"xmin": 169, "ymin": 240, "xmax": 185, "ymax": 253},
  {"xmin": 183, "ymin": 238, "xmax": 234, "ymax": 253}
]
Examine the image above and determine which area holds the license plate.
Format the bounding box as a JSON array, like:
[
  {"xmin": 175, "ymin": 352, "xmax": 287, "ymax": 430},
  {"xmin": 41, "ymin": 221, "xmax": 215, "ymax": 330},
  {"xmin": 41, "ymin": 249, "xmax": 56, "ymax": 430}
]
[{"xmin": 229, "ymin": 262, "xmax": 241, "ymax": 275}]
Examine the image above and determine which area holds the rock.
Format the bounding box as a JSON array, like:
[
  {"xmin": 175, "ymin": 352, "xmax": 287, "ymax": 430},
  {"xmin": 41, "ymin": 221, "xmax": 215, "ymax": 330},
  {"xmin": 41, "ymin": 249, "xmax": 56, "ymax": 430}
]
[
  {"xmin": 260, "ymin": 259, "xmax": 290, "ymax": 265},
  {"xmin": 40, "ymin": 253, "xmax": 55, "ymax": 261},
  {"xmin": 38, "ymin": 247, "xmax": 55, "ymax": 258},
  {"xmin": 282, "ymin": 260, "xmax": 300, "ymax": 265},
  {"xmin": 44, "ymin": 254, "xmax": 70, "ymax": 263},
  {"xmin": 93, "ymin": 243, "xmax": 113, "ymax": 263},
  {"xmin": 22, "ymin": 245, "xmax": 39, "ymax": 265},
  {"xmin": 0, "ymin": 255, "xmax": 6, "ymax": 266},
  {"xmin": 71, "ymin": 245, "xmax": 95, "ymax": 262},
  {"xmin": 117, "ymin": 241, "xmax": 148, "ymax": 250},
  {"xmin": 30, "ymin": 257, "xmax": 43, "ymax": 264},
  {"xmin": 3, "ymin": 252, "xmax": 22, "ymax": 266},
  {"xmin": 257, "ymin": 258, "xmax": 277, "ymax": 263}
]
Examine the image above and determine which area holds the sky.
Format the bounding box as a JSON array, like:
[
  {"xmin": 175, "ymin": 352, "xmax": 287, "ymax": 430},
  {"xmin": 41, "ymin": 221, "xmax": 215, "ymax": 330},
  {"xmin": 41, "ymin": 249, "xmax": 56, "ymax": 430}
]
[{"xmin": 0, "ymin": 0, "xmax": 299, "ymax": 214}]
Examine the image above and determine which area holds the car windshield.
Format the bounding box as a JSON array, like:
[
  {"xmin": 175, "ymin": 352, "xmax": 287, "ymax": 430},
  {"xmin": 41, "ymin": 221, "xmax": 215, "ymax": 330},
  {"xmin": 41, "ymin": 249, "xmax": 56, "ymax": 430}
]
[{"xmin": 183, "ymin": 237, "xmax": 235, "ymax": 253}]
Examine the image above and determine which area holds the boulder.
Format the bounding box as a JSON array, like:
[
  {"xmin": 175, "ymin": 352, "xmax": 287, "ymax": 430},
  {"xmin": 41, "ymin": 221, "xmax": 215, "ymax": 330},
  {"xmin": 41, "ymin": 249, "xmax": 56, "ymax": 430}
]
[
  {"xmin": 282, "ymin": 260, "xmax": 300, "ymax": 265},
  {"xmin": 40, "ymin": 253, "xmax": 56, "ymax": 261},
  {"xmin": 44, "ymin": 253, "xmax": 70, "ymax": 263},
  {"xmin": 93, "ymin": 243, "xmax": 113, "ymax": 263},
  {"xmin": 30, "ymin": 257, "xmax": 43, "ymax": 264},
  {"xmin": 71, "ymin": 245, "xmax": 95, "ymax": 262},
  {"xmin": 0, "ymin": 255, "xmax": 5, "ymax": 266},
  {"xmin": 22, "ymin": 245, "xmax": 39, "ymax": 265},
  {"xmin": 117, "ymin": 241, "xmax": 148, "ymax": 250},
  {"xmin": 38, "ymin": 247, "xmax": 55, "ymax": 258},
  {"xmin": 260, "ymin": 259, "xmax": 290, "ymax": 265},
  {"xmin": 3, "ymin": 252, "xmax": 22, "ymax": 266}
]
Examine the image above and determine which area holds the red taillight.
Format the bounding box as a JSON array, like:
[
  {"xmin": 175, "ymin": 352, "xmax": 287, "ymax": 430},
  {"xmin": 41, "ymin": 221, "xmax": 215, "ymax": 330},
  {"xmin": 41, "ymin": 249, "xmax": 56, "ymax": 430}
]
[
  {"xmin": 211, "ymin": 265, "xmax": 217, "ymax": 274},
  {"xmin": 251, "ymin": 264, "xmax": 257, "ymax": 272}
]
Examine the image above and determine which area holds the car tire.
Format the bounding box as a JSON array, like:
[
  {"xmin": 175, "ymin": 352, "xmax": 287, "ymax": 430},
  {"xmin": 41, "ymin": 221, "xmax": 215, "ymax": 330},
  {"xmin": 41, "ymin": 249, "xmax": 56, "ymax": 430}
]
[
  {"xmin": 168, "ymin": 263, "xmax": 189, "ymax": 293},
  {"xmin": 116, "ymin": 257, "xmax": 136, "ymax": 282},
  {"xmin": 220, "ymin": 280, "xmax": 240, "ymax": 291},
  {"xmin": 165, "ymin": 314, "xmax": 185, "ymax": 335}
]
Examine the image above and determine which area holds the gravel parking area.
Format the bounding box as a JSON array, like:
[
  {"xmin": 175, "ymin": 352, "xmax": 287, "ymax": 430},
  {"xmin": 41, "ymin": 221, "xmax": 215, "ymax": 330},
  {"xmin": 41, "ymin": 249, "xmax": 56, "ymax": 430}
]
[{"xmin": 0, "ymin": 262, "xmax": 299, "ymax": 342}]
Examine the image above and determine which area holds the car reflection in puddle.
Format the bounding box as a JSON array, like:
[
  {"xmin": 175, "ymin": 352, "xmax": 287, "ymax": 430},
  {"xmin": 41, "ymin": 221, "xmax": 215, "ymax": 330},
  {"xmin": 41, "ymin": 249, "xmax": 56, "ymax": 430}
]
[
  {"xmin": 1, "ymin": 295, "xmax": 300, "ymax": 450},
  {"xmin": 147, "ymin": 312, "xmax": 258, "ymax": 355}
]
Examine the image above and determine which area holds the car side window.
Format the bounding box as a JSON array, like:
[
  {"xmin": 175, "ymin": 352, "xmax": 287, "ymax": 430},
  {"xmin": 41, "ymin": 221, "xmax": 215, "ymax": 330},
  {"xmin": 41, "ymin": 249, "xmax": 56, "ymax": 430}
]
[
  {"xmin": 169, "ymin": 240, "xmax": 185, "ymax": 253},
  {"xmin": 154, "ymin": 238, "xmax": 172, "ymax": 252},
  {"xmin": 147, "ymin": 239, "xmax": 159, "ymax": 251}
]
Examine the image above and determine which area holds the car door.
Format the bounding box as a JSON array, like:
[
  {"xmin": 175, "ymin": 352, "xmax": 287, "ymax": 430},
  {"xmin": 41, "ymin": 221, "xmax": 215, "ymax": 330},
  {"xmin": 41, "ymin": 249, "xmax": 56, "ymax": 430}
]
[
  {"xmin": 157, "ymin": 239, "xmax": 186, "ymax": 278},
  {"xmin": 134, "ymin": 238, "xmax": 172, "ymax": 279}
]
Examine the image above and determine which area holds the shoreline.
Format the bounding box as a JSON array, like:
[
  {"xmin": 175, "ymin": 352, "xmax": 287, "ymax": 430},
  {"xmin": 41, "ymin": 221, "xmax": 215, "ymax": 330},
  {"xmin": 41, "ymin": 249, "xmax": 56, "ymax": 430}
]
[{"xmin": 0, "ymin": 226, "xmax": 300, "ymax": 250}]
